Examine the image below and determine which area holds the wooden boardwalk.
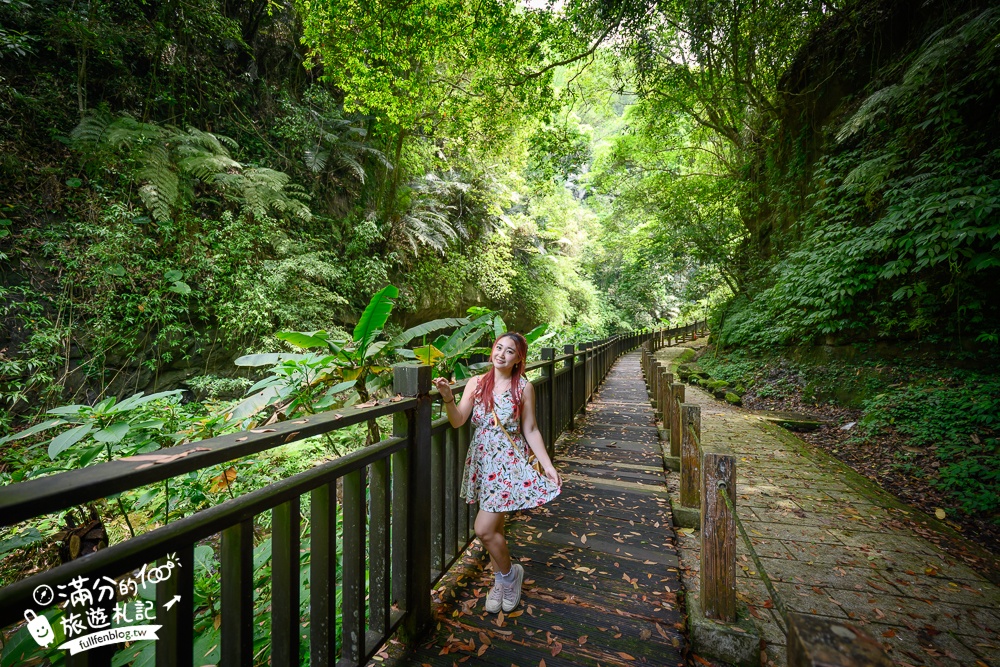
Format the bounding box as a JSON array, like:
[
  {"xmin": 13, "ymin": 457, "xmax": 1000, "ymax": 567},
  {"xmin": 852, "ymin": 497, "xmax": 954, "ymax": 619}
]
[{"xmin": 397, "ymin": 351, "xmax": 686, "ymax": 666}]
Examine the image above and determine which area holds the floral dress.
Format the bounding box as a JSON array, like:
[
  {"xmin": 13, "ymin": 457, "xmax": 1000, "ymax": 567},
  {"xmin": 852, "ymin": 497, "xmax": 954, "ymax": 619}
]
[{"xmin": 460, "ymin": 376, "xmax": 561, "ymax": 512}]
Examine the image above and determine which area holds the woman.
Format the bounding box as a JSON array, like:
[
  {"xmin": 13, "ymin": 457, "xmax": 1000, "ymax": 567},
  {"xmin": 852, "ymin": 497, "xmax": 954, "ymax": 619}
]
[{"xmin": 433, "ymin": 331, "xmax": 561, "ymax": 613}]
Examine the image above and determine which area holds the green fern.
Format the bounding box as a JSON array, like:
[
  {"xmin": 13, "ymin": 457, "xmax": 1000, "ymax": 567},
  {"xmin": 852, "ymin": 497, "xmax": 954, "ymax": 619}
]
[{"xmin": 71, "ymin": 111, "xmax": 311, "ymax": 223}]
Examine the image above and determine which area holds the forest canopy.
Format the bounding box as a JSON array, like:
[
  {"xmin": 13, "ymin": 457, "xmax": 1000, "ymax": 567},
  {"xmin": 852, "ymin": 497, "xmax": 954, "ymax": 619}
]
[{"xmin": 1, "ymin": 0, "xmax": 998, "ymax": 421}]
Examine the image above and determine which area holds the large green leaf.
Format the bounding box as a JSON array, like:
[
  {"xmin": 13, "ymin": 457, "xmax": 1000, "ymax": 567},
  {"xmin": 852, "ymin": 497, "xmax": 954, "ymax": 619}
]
[
  {"xmin": 226, "ymin": 386, "xmax": 280, "ymax": 424},
  {"xmin": 275, "ymin": 330, "xmax": 332, "ymax": 350},
  {"xmin": 0, "ymin": 418, "xmax": 67, "ymax": 444},
  {"xmin": 353, "ymin": 284, "xmax": 398, "ymax": 351},
  {"xmin": 389, "ymin": 317, "xmax": 470, "ymax": 348},
  {"xmin": 113, "ymin": 390, "xmax": 183, "ymax": 413},
  {"xmin": 493, "ymin": 315, "xmax": 507, "ymax": 338},
  {"xmin": 92, "ymin": 422, "xmax": 131, "ymax": 443},
  {"xmin": 234, "ymin": 352, "xmax": 310, "ymax": 367},
  {"xmin": 46, "ymin": 404, "xmax": 88, "ymax": 417},
  {"xmin": 48, "ymin": 425, "xmax": 94, "ymax": 459}
]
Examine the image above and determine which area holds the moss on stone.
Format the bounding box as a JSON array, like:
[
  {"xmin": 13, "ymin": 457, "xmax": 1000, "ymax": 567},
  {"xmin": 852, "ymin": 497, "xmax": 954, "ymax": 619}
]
[{"xmin": 725, "ymin": 392, "xmax": 742, "ymax": 405}]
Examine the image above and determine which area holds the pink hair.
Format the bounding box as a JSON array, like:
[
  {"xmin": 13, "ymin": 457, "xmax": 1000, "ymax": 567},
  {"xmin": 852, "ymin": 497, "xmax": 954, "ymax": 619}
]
[{"xmin": 475, "ymin": 332, "xmax": 528, "ymax": 419}]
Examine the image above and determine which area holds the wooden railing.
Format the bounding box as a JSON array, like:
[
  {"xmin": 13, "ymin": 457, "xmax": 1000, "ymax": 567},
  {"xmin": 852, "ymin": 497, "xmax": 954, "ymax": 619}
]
[
  {"xmin": 0, "ymin": 327, "xmax": 657, "ymax": 667},
  {"xmin": 641, "ymin": 330, "xmax": 893, "ymax": 667}
]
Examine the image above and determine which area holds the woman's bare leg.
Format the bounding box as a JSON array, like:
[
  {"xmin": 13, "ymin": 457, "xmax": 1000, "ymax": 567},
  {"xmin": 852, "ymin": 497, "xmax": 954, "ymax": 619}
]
[{"xmin": 475, "ymin": 510, "xmax": 511, "ymax": 574}]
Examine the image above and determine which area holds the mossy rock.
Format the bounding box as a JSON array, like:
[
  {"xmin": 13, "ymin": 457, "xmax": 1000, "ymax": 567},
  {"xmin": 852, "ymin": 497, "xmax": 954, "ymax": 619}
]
[
  {"xmin": 707, "ymin": 379, "xmax": 730, "ymax": 391},
  {"xmin": 725, "ymin": 392, "xmax": 742, "ymax": 405},
  {"xmin": 733, "ymin": 383, "xmax": 746, "ymax": 396},
  {"xmin": 676, "ymin": 348, "xmax": 696, "ymax": 363},
  {"xmin": 698, "ymin": 377, "xmax": 713, "ymax": 388}
]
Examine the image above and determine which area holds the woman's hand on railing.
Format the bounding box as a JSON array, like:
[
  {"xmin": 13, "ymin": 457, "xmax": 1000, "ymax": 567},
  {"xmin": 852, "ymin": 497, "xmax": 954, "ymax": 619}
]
[{"xmin": 433, "ymin": 377, "xmax": 455, "ymax": 403}]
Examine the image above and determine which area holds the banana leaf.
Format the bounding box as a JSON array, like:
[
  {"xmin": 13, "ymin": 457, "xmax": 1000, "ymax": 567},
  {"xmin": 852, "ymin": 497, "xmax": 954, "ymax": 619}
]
[{"xmin": 353, "ymin": 284, "xmax": 398, "ymax": 352}]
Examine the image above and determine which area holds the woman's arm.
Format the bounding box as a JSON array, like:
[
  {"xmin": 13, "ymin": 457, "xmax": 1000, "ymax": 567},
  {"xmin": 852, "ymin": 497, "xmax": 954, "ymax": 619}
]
[
  {"xmin": 433, "ymin": 375, "xmax": 478, "ymax": 429},
  {"xmin": 520, "ymin": 382, "xmax": 561, "ymax": 486}
]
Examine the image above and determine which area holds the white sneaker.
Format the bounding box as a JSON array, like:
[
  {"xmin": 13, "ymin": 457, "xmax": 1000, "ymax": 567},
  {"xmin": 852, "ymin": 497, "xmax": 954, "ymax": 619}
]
[
  {"xmin": 501, "ymin": 564, "xmax": 524, "ymax": 612},
  {"xmin": 484, "ymin": 579, "xmax": 503, "ymax": 614}
]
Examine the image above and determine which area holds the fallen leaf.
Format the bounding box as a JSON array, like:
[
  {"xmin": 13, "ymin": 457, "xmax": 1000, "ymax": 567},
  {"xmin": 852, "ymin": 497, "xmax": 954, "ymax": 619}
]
[
  {"xmin": 882, "ymin": 629, "xmax": 896, "ymax": 638},
  {"xmin": 235, "ymin": 436, "xmax": 248, "ymax": 442},
  {"xmin": 577, "ymin": 635, "xmax": 587, "ymax": 645},
  {"xmin": 250, "ymin": 428, "xmax": 275, "ymax": 433},
  {"xmin": 209, "ymin": 467, "xmax": 237, "ymax": 493},
  {"xmin": 283, "ymin": 431, "xmax": 300, "ymax": 443},
  {"xmin": 639, "ymin": 628, "xmax": 651, "ymax": 640},
  {"xmin": 550, "ymin": 642, "xmax": 562, "ymax": 657},
  {"xmin": 617, "ymin": 652, "xmax": 635, "ymax": 661},
  {"xmin": 934, "ymin": 508, "xmax": 946, "ymax": 520}
]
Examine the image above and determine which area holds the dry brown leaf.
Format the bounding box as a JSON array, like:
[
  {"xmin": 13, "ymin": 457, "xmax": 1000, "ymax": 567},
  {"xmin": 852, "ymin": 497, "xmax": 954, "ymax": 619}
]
[
  {"xmin": 209, "ymin": 467, "xmax": 237, "ymax": 493},
  {"xmin": 639, "ymin": 628, "xmax": 651, "ymax": 640},
  {"xmin": 577, "ymin": 635, "xmax": 588, "ymax": 645},
  {"xmin": 550, "ymin": 642, "xmax": 562, "ymax": 657},
  {"xmin": 283, "ymin": 431, "xmax": 300, "ymax": 443},
  {"xmin": 235, "ymin": 437, "xmax": 248, "ymax": 442},
  {"xmin": 250, "ymin": 428, "xmax": 276, "ymax": 433},
  {"xmin": 617, "ymin": 652, "xmax": 635, "ymax": 661}
]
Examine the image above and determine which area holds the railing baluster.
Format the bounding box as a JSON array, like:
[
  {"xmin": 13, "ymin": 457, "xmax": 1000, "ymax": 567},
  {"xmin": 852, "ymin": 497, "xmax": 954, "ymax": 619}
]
[
  {"xmin": 156, "ymin": 544, "xmax": 194, "ymax": 667},
  {"xmin": 342, "ymin": 467, "xmax": 366, "ymax": 665},
  {"xmin": 270, "ymin": 501, "xmax": 299, "ymax": 667},
  {"xmin": 394, "ymin": 365, "xmax": 432, "ymax": 638},
  {"xmin": 458, "ymin": 423, "xmax": 471, "ymax": 542},
  {"xmin": 430, "ymin": 430, "xmax": 444, "ymax": 576},
  {"xmin": 369, "ymin": 458, "xmax": 391, "ymax": 640},
  {"xmin": 311, "ymin": 482, "xmax": 338, "ymax": 666},
  {"xmin": 445, "ymin": 427, "xmax": 458, "ymax": 561},
  {"xmin": 541, "ymin": 348, "xmax": 556, "ymax": 458},
  {"xmin": 221, "ymin": 519, "xmax": 254, "ymax": 667}
]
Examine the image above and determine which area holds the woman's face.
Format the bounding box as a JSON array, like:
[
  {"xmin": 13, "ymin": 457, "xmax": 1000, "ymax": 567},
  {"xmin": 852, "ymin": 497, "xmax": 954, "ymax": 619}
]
[{"xmin": 491, "ymin": 337, "xmax": 521, "ymax": 371}]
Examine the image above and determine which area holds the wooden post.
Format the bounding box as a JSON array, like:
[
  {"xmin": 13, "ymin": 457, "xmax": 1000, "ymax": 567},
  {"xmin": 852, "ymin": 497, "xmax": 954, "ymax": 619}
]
[
  {"xmin": 787, "ymin": 614, "xmax": 894, "ymax": 667},
  {"xmin": 565, "ymin": 344, "xmax": 575, "ymax": 430},
  {"xmin": 394, "ymin": 364, "xmax": 433, "ymax": 638},
  {"xmin": 541, "ymin": 348, "xmax": 556, "ymax": 458},
  {"xmin": 651, "ymin": 359, "xmax": 660, "ymax": 408},
  {"xmin": 680, "ymin": 404, "xmax": 701, "ymax": 508},
  {"xmin": 661, "ymin": 371, "xmax": 674, "ymax": 429},
  {"xmin": 656, "ymin": 367, "xmax": 667, "ymax": 424},
  {"xmin": 669, "ymin": 383, "xmax": 684, "ymax": 458},
  {"xmin": 700, "ymin": 449, "xmax": 736, "ymax": 622}
]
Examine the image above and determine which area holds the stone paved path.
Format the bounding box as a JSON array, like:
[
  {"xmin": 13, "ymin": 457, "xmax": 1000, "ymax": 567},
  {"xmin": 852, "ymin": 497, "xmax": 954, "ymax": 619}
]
[
  {"xmin": 655, "ymin": 345, "xmax": 1000, "ymax": 667},
  {"xmin": 398, "ymin": 351, "xmax": 687, "ymax": 666}
]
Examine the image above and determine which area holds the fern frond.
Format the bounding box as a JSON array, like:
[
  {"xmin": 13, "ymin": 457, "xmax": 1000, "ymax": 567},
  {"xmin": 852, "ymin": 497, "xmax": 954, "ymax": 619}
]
[
  {"xmin": 70, "ymin": 110, "xmax": 116, "ymax": 148},
  {"xmin": 304, "ymin": 146, "xmax": 329, "ymax": 172},
  {"xmin": 836, "ymin": 84, "xmax": 901, "ymax": 143}
]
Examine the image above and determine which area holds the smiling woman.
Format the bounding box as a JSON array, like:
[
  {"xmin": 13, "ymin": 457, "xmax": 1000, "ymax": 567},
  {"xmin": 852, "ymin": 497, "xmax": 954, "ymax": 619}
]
[{"xmin": 432, "ymin": 331, "xmax": 561, "ymax": 614}]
